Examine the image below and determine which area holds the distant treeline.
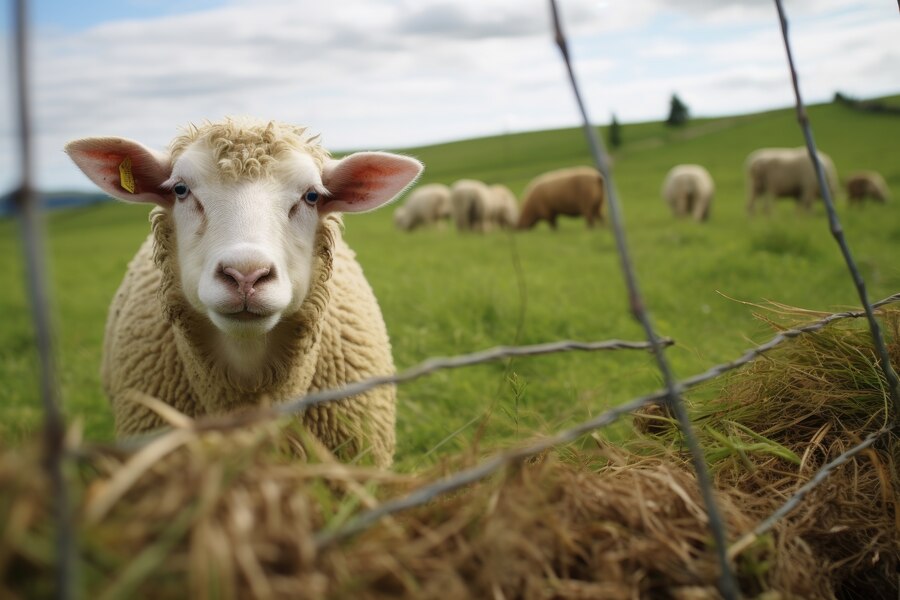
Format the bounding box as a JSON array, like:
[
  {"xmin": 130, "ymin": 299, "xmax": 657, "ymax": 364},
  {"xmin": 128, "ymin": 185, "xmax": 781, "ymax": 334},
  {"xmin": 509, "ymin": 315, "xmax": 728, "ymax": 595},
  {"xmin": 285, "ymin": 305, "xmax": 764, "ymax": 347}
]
[
  {"xmin": 833, "ymin": 92, "xmax": 900, "ymax": 116},
  {"xmin": 0, "ymin": 192, "xmax": 110, "ymax": 217}
]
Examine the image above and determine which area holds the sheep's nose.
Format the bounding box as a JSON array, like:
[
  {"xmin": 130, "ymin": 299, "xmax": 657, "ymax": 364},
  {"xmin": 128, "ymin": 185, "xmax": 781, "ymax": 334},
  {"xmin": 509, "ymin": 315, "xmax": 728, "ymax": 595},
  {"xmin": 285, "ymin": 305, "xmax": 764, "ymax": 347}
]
[{"xmin": 220, "ymin": 264, "xmax": 274, "ymax": 297}]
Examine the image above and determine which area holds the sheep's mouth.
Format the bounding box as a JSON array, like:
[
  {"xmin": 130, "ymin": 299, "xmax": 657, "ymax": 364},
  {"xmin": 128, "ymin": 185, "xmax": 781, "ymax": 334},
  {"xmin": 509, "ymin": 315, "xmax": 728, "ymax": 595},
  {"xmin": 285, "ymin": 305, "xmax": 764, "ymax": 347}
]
[
  {"xmin": 221, "ymin": 309, "xmax": 270, "ymax": 322},
  {"xmin": 208, "ymin": 307, "xmax": 280, "ymax": 337}
]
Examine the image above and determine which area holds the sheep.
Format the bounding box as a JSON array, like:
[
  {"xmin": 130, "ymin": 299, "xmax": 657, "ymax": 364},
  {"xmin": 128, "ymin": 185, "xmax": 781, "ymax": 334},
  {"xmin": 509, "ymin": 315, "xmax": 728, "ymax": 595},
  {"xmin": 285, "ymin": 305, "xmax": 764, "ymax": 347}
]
[
  {"xmin": 517, "ymin": 166, "xmax": 605, "ymax": 230},
  {"xmin": 486, "ymin": 184, "xmax": 519, "ymax": 230},
  {"xmin": 393, "ymin": 183, "xmax": 452, "ymax": 231},
  {"xmin": 745, "ymin": 147, "xmax": 839, "ymax": 214},
  {"xmin": 450, "ymin": 179, "xmax": 492, "ymax": 232},
  {"xmin": 64, "ymin": 117, "xmax": 422, "ymax": 468},
  {"xmin": 661, "ymin": 164, "xmax": 714, "ymax": 222},
  {"xmin": 846, "ymin": 171, "xmax": 890, "ymax": 205}
]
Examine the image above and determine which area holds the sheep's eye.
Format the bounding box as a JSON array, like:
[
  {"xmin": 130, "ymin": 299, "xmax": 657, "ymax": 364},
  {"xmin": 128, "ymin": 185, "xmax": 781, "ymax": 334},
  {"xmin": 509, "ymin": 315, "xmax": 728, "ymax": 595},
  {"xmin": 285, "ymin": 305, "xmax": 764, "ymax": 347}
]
[
  {"xmin": 304, "ymin": 190, "xmax": 319, "ymax": 205},
  {"xmin": 173, "ymin": 182, "xmax": 190, "ymax": 200}
]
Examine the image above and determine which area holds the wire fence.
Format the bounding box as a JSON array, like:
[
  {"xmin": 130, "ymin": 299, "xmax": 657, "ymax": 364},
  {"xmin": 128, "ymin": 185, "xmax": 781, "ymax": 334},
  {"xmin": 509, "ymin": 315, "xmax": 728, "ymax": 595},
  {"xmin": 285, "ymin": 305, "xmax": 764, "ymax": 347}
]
[
  {"xmin": 9, "ymin": 1, "xmax": 898, "ymax": 598},
  {"xmin": 11, "ymin": 0, "xmax": 74, "ymax": 597}
]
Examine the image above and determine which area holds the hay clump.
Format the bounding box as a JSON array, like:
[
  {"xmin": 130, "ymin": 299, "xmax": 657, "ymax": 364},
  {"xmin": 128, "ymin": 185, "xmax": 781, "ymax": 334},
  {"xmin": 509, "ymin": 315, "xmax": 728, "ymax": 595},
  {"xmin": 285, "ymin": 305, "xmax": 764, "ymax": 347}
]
[
  {"xmin": 1, "ymin": 304, "xmax": 898, "ymax": 598},
  {"xmin": 0, "ymin": 427, "xmax": 828, "ymax": 598},
  {"xmin": 325, "ymin": 450, "xmax": 829, "ymax": 599},
  {"xmin": 638, "ymin": 304, "xmax": 900, "ymax": 598}
]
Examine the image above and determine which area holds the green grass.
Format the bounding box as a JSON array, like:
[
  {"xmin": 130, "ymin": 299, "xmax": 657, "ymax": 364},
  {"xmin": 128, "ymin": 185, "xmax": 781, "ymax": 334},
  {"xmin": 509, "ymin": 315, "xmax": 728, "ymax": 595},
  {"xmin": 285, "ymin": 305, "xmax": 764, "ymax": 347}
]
[{"xmin": 2, "ymin": 99, "xmax": 899, "ymax": 469}]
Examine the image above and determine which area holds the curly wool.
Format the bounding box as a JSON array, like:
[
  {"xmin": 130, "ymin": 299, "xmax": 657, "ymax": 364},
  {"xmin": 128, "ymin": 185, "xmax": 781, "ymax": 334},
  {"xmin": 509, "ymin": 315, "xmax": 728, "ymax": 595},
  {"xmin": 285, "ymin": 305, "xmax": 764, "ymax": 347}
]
[
  {"xmin": 102, "ymin": 209, "xmax": 396, "ymax": 467},
  {"xmin": 169, "ymin": 117, "xmax": 331, "ymax": 181}
]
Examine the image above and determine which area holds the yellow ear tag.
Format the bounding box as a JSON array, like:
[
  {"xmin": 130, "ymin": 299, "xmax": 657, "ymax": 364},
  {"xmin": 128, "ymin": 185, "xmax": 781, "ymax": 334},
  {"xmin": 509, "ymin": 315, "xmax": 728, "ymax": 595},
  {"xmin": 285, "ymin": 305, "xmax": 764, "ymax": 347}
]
[{"xmin": 118, "ymin": 157, "xmax": 136, "ymax": 194}]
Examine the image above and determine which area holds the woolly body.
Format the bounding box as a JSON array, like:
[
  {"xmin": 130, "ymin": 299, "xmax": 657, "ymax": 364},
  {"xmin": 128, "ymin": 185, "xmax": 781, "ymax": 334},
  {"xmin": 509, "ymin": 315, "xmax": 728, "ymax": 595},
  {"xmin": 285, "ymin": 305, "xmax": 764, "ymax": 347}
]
[
  {"xmin": 104, "ymin": 213, "xmax": 395, "ymax": 465},
  {"xmin": 486, "ymin": 184, "xmax": 519, "ymax": 230},
  {"xmin": 67, "ymin": 118, "xmax": 423, "ymax": 468},
  {"xmin": 846, "ymin": 171, "xmax": 890, "ymax": 204},
  {"xmin": 393, "ymin": 183, "xmax": 452, "ymax": 231},
  {"xmin": 450, "ymin": 179, "xmax": 493, "ymax": 232},
  {"xmin": 661, "ymin": 164, "xmax": 714, "ymax": 222},
  {"xmin": 517, "ymin": 166, "xmax": 604, "ymax": 229},
  {"xmin": 745, "ymin": 147, "xmax": 838, "ymax": 214}
]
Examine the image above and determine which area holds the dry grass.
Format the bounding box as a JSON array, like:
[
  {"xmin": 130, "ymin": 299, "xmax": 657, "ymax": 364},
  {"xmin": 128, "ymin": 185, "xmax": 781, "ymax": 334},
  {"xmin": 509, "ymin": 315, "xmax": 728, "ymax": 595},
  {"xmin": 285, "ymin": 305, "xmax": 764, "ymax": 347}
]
[
  {"xmin": 2, "ymin": 308, "xmax": 898, "ymax": 599},
  {"xmin": 638, "ymin": 304, "xmax": 900, "ymax": 598}
]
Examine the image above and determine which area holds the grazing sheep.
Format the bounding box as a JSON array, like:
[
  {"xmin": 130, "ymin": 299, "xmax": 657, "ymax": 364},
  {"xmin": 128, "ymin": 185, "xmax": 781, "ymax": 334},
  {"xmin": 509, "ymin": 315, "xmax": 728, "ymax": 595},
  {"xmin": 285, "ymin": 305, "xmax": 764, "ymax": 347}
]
[
  {"xmin": 846, "ymin": 171, "xmax": 890, "ymax": 204},
  {"xmin": 486, "ymin": 184, "xmax": 519, "ymax": 230},
  {"xmin": 65, "ymin": 117, "xmax": 423, "ymax": 468},
  {"xmin": 661, "ymin": 164, "xmax": 714, "ymax": 222},
  {"xmin": 450, "ymin": 179, "xmax": 492, "ymax": 232},
  {"xmin": 745, "ymin": 147, "xmax": 838, "ymax": 214},
  {"xmin": 393, "ymin": 183, "xmax": 452, "ymax": 231},
  {"xmin": 517, "ymin": 166, "xmax": 605, "ymax": 230}
]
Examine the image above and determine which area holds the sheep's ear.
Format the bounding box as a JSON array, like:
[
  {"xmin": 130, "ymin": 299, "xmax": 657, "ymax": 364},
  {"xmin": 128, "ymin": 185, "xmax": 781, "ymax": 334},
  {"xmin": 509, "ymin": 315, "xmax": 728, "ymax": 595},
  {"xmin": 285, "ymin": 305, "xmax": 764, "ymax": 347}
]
[
  {"xmin": 320, "ymin": 151, "xmax": 423, "ymax": 214},
  {"xmin": 65, "ymin": 137, "xmax": 173, "ymax": 207}
]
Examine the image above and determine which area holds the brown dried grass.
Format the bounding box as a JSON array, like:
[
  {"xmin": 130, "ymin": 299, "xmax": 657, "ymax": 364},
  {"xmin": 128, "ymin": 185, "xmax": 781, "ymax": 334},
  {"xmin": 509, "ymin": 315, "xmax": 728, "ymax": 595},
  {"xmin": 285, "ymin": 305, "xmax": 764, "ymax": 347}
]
[
  {"xmin": 1, "ymin": 307, "xmax": 897, "ymax": 599},
  {"xmin": 637, "ymin": 304, "xmax": 900, "ymax": 598}
]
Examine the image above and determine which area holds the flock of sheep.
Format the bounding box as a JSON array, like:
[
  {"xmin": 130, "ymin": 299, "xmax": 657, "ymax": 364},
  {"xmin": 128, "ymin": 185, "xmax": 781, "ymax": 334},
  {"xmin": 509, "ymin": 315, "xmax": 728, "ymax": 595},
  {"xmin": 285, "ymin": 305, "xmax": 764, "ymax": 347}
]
[
  {"xmin": 62, "ymin": 117, "xmax": 893, "ymax": 469},
  {"xmin": 394, "ymin": 166, "xmax": 606, "ymax": 232},
  {"xmin": 394, "ymin": 146, "xmax": 891, "ymax": 232}
]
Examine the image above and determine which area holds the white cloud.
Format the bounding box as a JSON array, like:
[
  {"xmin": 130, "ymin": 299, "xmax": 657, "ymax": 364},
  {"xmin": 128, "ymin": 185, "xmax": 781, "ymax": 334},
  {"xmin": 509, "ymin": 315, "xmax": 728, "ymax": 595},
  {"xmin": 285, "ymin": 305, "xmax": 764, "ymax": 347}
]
[{"xmin": 0, "ymin": 0, "xmax": 897, "ymax": 192}]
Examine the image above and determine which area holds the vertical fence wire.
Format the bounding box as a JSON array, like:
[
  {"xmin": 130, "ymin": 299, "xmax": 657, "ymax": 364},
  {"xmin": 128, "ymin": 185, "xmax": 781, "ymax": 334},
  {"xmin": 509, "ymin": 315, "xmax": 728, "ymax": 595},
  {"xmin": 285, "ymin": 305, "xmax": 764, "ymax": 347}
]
[
  {"xmin": 11, "ymin": 0, "xmax": 74, "ymax": 597},
  {"xmin": 773, "ymin": 0, "xmax": 900, "ymax": 423},
  {"xmin": 547, "ymin": 2, "xmax": 738, "ymax": 597}
]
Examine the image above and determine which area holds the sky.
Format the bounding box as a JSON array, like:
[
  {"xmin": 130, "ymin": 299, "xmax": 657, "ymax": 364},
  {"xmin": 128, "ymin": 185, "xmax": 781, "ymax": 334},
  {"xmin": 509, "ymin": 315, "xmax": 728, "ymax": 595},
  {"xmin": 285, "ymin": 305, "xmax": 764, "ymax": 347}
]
[{"xmin": 1, "ymin": 0, "xmax": 898, "ymax": 192}]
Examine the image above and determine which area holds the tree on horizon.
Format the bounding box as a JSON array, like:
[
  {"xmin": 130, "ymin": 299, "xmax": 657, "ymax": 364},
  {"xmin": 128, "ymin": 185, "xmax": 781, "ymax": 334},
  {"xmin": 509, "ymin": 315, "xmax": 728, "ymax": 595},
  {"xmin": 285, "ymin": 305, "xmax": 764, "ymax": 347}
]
[
  {"xmin": 666, "ymin": 93, "xmax": 690, "ymax": 127},
  {"xmin": 608, "ymin": 113, "xmax": 622, "ymax": 149}
]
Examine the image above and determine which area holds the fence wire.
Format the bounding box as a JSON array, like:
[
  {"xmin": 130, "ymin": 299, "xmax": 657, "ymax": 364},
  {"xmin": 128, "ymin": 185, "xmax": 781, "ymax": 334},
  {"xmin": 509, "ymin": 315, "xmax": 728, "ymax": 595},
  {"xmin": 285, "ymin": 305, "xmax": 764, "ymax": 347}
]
[
  {"xmin": 11, "ymin": 0, "xmax": 74, "ymax": 597},
  {"xmin": 99, "ymin": 291, "xmax": 899, "ymax": 451},
  {"xmin": 98, "ymin": 338, "xmax": 672, "ymax": 451},
  {"xmin": 312, "ymin": 294, "xmax": 900, "ymax": 550},
  {"xmin": 550, "ymin": 2, "xmax": 739, "ymax": 595},
  {"xmin": 9, "ymin": 0, "xmax": 899, "ymax": 598},
  {"xmin": 773, "ymin": 0, "xmax": 900, "ymax": 422},
  {"xmin": 95, "ymin": 291, "xmax": 900, "ymax": 450}
]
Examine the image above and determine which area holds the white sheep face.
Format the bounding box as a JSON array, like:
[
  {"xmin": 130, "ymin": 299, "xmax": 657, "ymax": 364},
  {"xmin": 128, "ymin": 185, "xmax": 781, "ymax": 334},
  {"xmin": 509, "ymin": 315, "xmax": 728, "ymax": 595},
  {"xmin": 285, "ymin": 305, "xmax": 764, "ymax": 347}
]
[
  {"xmin": 168, "ymin": 141, "xmax": 324, "ymax": 338},
  {"xmin": 65, "ymin": 122, "xmax": 423, "ymax": 350}
]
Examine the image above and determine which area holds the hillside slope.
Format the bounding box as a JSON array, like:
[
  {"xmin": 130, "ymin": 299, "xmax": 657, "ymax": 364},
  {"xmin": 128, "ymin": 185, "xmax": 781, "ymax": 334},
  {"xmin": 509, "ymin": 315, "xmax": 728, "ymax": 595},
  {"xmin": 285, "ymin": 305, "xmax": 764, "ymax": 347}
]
[{"xmin": 1, "ymin": 99, "xmax": 898, "ymax": 465}]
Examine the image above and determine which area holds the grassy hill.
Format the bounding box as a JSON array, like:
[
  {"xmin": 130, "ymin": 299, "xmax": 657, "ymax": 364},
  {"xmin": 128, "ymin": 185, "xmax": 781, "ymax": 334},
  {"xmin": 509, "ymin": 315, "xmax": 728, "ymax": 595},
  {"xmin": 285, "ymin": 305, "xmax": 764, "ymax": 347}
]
[{"xmin": 2, "ymin": 98, "xmax": 899, "ymax": 468}]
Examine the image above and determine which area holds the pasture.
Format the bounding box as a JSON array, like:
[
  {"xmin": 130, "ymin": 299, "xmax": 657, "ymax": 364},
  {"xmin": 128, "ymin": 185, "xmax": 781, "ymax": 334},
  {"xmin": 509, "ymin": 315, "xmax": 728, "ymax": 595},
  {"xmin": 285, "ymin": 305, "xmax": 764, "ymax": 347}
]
[{"xmin": 1, "ymin": 98, "xmax": 899, "ymax": 471}]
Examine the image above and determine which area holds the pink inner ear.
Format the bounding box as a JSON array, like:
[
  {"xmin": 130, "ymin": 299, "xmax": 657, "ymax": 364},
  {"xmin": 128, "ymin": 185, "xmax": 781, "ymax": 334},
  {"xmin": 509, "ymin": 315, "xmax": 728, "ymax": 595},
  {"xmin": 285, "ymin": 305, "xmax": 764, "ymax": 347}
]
[
  {"xmin": 66, "ymin": 137, "xmax": 172, "ymax": 206},
  {"xmin": 85, "ymin": 149, "xmax": 133, "ymax": 190},
  {"xmin": 323, "ymin": 152, "xmax": 423, "ymax": 214}
]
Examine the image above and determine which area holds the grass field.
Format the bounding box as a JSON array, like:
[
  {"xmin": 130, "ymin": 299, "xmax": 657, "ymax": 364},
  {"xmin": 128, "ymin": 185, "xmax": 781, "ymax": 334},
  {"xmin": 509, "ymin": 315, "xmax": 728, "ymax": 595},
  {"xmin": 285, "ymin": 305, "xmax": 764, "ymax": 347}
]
[{"xmin": 2, "ymin": 99, "xmax": 899, "ymax": 469}]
